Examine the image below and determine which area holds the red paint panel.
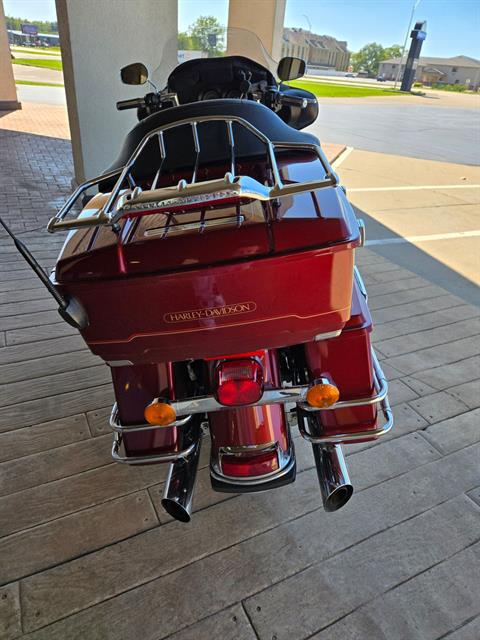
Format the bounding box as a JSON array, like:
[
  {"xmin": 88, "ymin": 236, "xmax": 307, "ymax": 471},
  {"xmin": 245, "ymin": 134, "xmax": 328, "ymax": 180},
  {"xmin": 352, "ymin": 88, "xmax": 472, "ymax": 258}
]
[
  {"xmin": 304, "ymin": 281, "xmax": 378, "ymax": 436},
  {"xmin": 57, "ymin": 246, "xmax": 355, "ymax": 364}
]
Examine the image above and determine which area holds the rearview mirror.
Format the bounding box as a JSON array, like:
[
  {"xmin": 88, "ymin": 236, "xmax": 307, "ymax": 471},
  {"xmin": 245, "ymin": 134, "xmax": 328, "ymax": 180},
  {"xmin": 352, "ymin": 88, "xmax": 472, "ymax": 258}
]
[
  {"xmin": 277, "ymin": 57, "xmax": 306, "ymax": 81},
  {"xmin": 120, "ymin": 62, "xmax": 149, "ymax": 85}
]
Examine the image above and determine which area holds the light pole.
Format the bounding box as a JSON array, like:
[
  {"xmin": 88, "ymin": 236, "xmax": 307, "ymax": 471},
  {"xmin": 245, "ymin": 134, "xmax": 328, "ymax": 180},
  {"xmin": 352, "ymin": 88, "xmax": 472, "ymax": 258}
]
[
  {"xmin": 302, "ymin": 14, "xmax": 312, "ymax": 32},
  {"xmin": 394, "ymin": 0, "xmax": 421, "ymax": 89}
]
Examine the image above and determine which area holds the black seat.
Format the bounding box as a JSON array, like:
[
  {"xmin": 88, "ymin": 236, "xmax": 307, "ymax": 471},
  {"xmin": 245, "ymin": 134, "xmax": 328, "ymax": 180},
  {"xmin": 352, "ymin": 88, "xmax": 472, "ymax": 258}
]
[{"xmin": 102, "ymin": 99, "xmax": 320, "ymax": 189}]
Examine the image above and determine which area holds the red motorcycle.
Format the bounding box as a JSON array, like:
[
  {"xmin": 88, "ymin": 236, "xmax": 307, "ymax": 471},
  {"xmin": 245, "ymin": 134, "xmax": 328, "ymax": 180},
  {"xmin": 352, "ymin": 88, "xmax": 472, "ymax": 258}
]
[{"xmin": 3, "ymin": 30, "xmax": 392, "ymax": 522}]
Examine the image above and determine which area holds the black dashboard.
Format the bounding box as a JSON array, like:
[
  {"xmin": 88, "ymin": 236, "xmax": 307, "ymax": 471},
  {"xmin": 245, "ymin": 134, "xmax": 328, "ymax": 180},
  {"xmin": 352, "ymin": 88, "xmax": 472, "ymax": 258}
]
[{"xmin": 167, "ymin": 55, "xmax": 276, "ymax": 105}]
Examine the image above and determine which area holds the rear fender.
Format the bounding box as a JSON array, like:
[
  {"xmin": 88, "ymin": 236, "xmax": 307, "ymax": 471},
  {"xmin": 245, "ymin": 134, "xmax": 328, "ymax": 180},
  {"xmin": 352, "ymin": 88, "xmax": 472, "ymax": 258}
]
[{"xmin": 208, "ymin": 350, "xmax": 292, "ymax": 476}]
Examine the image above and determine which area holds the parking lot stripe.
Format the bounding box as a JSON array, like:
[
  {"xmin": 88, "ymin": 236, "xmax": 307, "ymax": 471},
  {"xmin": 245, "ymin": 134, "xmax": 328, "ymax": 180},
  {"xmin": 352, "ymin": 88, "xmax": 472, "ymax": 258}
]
[
  {"xmin": 350, "ymin": 184, "xmax": 480, "ymax": 192},
  {"xmin": 331, "ymin": 146, "xmax": 354, "ymax": 169},
  {"xmin": 366, "ymin": 230, "xmax": 480, "ymax": 246}
]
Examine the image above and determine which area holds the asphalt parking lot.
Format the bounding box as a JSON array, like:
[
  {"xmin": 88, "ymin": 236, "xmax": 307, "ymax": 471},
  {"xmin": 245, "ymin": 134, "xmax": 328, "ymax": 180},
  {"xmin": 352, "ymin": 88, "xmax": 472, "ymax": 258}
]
[{"xmin": 310, "ymin": 92, "xmax": 480, "ymax": 165}]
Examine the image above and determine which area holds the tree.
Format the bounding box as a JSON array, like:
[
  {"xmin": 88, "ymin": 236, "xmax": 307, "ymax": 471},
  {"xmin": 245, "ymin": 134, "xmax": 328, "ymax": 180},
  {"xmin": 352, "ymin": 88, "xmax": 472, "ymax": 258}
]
[
  {"xmin": 188, "ymin": 15, "xmax": 225, "ymax": 56},
  {"xmin": 178, "ymin": 32, "xmax": 196, "ymax": 50},
  {"xmin": 383, "ymin": 45, "xmax": 402, "ymax": 61},
  {"xmin": 6, "ymin": 15, "xmax": 58, "ymax": 34},
  {"xmin": 351, "ymin": 43, "xmax": 384, "ymax": 75},
  {"xmin": 351, "ymin": 42, "xmax": 402, "ymax": 76}
]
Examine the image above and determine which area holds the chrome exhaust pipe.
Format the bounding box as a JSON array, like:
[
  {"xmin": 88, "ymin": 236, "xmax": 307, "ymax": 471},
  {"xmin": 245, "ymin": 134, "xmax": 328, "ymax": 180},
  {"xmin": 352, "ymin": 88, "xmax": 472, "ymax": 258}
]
[
  {"xmin": 312, "ymin": 443, "xmax": 353, "ymax": 512},
  {"xmin": 161, "ymin": 422, "xmax": 202, "ymax": 523}
]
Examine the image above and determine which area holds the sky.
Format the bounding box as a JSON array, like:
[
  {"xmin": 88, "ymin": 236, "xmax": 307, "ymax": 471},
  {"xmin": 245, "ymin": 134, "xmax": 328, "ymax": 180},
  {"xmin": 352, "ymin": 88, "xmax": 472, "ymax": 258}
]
[{"xmin": 4, "ymin": 0, "xmax": 480, "ymax": 59}]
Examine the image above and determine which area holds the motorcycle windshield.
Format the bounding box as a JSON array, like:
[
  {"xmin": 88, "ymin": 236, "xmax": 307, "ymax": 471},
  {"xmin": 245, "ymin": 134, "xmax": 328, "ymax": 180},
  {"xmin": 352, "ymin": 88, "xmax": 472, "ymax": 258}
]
[{"xmin": 151, "ymin": 27, "xmax": 278, "ymax": 88}]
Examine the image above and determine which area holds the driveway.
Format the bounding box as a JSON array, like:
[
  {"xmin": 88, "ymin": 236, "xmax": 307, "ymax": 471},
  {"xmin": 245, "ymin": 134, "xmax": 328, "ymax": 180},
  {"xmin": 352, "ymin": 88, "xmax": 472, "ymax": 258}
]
[
  {"xmin": 15, "ymin": 84, "xmax": 67, "ymax": 106},
  {"xmin": 12, "ymin": 63, "xmax": 64, "ymax": 85}
]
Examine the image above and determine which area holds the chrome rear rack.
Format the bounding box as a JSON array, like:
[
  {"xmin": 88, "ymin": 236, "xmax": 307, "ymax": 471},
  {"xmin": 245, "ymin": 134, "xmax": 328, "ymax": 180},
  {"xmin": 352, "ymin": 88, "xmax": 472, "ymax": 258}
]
[{"xmin": 48, "ymin": 114, "xmax": 338, "ymax": 233}]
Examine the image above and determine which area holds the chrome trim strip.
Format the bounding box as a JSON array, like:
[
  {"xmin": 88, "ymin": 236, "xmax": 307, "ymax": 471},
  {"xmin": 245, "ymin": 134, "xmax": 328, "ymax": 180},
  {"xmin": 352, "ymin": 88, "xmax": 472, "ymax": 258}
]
[
  {"xmin": 109, "ymin": 403, "xmax": 192, "ymax": 433},
  {"xmin": 111, "ymin": 432, "xmax": 197, "ymax": 465},
  {"xmin": 314, "ymin": 329, "xmax": 342, "ymax": 342},
  {"xmin": 144, "ymin": 214, "xmax": 245, "ymax": 237},
  {"xmin": 354, "ymin": 265, "xmax": 368, "ymax": 301},
  {"xmin": 219, "ymin": 442, "xmax": 277, "ymax": 454},
  {"xmin": 357, "ymin": 218, "xmax": 366, "ymax": 247},
  {"xmin": 170, "ymin": 387, "xmax": 308, "ymax": 414}
]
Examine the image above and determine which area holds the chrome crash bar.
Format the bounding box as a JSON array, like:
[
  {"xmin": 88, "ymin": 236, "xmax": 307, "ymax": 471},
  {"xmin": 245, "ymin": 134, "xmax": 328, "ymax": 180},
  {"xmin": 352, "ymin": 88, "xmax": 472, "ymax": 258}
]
[
  {"xmin": 47, "ymin": 114, "xmax": 338, "ymax": 232},
  {"xmin": 109, "ymin": 348, "xmax": 392, "ymax": 464},
  {"xmin": 296, "ymin": 350, "xmax": 393, "ymax": 445},
  {"xmin": 111, "ymin": 432, "xmax": 197, "ymax": 465}
]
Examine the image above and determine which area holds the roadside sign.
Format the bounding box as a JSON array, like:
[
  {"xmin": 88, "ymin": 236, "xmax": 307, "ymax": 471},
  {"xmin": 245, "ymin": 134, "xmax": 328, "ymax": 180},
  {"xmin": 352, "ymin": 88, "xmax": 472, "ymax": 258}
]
[{"xmin": 21, "ymin": 24, "xmax": 38, "ymax": 36}]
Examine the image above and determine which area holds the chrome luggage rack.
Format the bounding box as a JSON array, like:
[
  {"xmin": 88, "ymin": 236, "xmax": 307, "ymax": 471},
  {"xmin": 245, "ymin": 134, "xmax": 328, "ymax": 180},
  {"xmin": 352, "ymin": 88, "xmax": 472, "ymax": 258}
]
[
  {"xmin": 47, "ymin": 114, "xmax": 338, "ymax": 233},
  {"xmin": 110, "ymin": 347, "xmax": 392, "ymax": 465}
]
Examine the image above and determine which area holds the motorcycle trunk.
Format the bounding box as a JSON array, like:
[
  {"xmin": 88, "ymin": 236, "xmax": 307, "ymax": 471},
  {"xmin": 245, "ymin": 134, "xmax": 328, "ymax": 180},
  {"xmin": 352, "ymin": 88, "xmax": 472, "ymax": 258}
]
[{"xmin": 54, "ymin": 150, "xmax": 371, "ymax": 479}]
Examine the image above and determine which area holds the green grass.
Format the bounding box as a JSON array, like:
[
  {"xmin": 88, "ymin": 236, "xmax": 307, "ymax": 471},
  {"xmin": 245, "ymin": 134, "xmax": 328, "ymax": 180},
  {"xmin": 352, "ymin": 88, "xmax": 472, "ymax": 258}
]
[
  {"xmin": 15, "ymin": 79, "xmax": 64, "ymax": 88},
  {"xmin": 288, "ymin": 79, "xmax": 404, "ymax": 98},
  {"xmin": 11, "ymin": 46, "xmax": 61, "ymax": 57},
  {"xmin": 11, "ymin": 57, "xmax": 63, "ymax": 71}
]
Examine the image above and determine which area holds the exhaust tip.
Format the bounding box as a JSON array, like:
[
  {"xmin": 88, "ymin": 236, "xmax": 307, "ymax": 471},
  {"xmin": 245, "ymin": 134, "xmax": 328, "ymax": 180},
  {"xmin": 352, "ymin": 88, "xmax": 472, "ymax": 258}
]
[
  {"xmin": 324, "ymin": 484, "xmax": 353, "ymax": 512},
  {"xmin": 161, "ymin": 498, "xmax": 191, "ymax": 523}
]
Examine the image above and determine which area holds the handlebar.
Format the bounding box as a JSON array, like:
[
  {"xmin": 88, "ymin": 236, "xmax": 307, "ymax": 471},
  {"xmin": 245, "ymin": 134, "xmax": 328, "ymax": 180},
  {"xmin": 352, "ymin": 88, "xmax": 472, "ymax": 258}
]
[
  {"xmin": 116, "ymin": 89, "xmax": 309, "ymax": 115},
  {"xmin": 116, "ymin": 97, "xmax": 146, "ymax": 111},
  {"xmin": 279, "ymin": 94, "xmax": 308, "ymax": 109}
]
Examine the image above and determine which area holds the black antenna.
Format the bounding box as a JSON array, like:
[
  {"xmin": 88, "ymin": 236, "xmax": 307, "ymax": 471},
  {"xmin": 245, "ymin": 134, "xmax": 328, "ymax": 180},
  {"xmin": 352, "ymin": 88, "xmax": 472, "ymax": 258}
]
[{"xmin": 0, "ymin": 217, "xmax": 88, "ymax": 329}]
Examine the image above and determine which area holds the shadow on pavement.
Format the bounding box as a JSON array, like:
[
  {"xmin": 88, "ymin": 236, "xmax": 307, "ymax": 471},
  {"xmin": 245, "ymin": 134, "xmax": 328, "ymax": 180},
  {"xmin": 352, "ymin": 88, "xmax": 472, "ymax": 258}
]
[{"xmin": 354, "ymin": 204, "xmax": 480, "ymax": 308}]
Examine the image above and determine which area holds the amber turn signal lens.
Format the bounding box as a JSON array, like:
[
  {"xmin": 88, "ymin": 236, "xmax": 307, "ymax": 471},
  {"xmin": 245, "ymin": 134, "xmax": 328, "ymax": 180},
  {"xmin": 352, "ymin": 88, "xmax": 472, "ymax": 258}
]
[
  {"xmin": 144, "ymin": 401, "xmax": 177, "ymax": 426},
  {"xmin": 306, "ymin": 383, "xmax": 340, "ymax": 408}
]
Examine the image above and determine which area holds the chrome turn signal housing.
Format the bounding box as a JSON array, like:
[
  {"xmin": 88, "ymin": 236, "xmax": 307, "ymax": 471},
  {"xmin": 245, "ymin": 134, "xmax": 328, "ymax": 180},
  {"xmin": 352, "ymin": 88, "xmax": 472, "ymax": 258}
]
[
  {"xmin": 306, "ymin": 379, "xmax": 340, "ymax": 408},
  {"xmin": 144, "ymin": 400, "xmax": 177, "ymax": 426}
]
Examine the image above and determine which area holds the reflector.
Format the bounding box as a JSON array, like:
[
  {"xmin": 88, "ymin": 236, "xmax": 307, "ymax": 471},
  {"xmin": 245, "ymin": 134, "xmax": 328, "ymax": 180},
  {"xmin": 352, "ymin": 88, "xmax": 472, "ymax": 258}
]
[{"xmin": 215, "ymin": 358, "xmax": 264, "ymax": 406}]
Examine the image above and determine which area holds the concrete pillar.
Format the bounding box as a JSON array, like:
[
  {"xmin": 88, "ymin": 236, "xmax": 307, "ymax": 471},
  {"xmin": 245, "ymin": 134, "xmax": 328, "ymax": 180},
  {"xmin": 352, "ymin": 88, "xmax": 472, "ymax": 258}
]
[
  {"xmin": 0, "ymin": 0, "xmax": 21, "ymax": 110},
  {"xmin": 227, "ymin": 0, "xmax": 286, "ymax": 61},
  {"xmin": 56, "ymin": 0, "xmax": 177, "ymax": 183}
]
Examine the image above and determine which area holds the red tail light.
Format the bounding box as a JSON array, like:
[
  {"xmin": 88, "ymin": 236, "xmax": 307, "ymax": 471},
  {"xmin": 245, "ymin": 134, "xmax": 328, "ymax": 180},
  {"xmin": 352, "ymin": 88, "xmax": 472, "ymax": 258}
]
[
  {"xmin": 214, "ymin": 358, "xmax": 264, "ymax": 406},
  {"xmin": 221, "ymin": 450, "xmax": 279, "ymax": 477}
]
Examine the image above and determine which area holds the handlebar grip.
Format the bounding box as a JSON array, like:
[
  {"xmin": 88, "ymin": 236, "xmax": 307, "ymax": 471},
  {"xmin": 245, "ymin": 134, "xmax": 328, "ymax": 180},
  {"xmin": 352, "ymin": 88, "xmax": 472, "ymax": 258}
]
[
  {"xmin": 280, "ymin": 94, "xmax": 308, "ymax": 109},
  {"xmin": 116, "ymin": 97, "xmax": 146, "ymax": 111}
]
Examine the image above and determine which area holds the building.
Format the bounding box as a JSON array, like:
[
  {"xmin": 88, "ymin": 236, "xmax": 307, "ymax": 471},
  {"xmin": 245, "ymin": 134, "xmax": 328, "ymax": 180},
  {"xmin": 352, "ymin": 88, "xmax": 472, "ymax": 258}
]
[
  {"xmin": 282, "ymin": 28, "xmax": 350, "ymax": 71},
  {"xmin": 281, "ymin": 28, "xmax": 309, "ymax": 63},
  {"xmin": 378, "ymin": 55, "xmax": 480, "ymax": 88},
  {"xmin": 7, "ymin": 29, "xmax": 60, "ymax": 47}
]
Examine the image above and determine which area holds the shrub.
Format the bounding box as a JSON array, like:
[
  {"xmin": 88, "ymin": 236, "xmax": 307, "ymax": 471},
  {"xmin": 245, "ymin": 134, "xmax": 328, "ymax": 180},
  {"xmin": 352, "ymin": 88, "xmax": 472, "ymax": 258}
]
[{"xmin": 431, "ymin": 83, "xmax": 468, "ymax": 92}]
